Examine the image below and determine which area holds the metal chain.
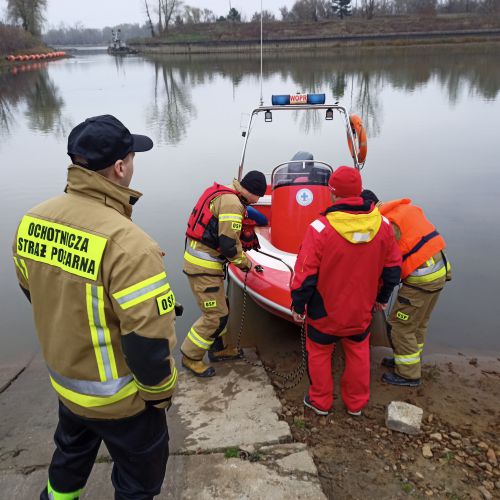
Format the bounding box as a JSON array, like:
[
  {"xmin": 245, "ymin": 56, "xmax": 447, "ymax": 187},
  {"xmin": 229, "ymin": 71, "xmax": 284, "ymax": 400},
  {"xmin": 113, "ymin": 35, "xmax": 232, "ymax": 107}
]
[{"xmin": 235, "ymin": 271, "xmax": 307, "ymax": 391}]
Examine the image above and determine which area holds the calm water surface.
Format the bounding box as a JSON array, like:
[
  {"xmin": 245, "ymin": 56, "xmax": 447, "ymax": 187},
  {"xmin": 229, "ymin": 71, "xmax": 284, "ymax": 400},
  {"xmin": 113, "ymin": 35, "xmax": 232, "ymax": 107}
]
[{"xmin": 1, "ymin": 44, "xmax": 499, "ymax": 364}]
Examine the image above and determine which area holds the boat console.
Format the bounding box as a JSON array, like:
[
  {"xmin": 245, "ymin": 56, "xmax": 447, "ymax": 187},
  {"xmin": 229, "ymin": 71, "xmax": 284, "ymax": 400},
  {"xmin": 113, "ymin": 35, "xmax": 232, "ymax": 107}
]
[{"xmin": 270, "ymin": 159, "xmax": 333, "ymax": 253}]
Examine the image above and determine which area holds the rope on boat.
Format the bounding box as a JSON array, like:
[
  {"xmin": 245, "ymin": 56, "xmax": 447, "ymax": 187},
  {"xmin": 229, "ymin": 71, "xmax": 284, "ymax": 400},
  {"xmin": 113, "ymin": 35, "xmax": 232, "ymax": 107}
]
[{"xmin": 254, "ymin": 247, "xmax": 295, "ymax": 287}]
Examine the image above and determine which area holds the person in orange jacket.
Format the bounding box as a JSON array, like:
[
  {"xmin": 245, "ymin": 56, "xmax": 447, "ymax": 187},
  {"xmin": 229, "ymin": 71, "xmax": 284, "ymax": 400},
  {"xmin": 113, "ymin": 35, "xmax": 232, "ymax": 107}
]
[{"xmin": 362, "ymin": 191, "xmax": 452, "ymax": 387}]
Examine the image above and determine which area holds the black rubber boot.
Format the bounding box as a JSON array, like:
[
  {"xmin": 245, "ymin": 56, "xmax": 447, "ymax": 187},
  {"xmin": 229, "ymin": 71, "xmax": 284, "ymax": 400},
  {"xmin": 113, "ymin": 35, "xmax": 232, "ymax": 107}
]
[{"xmin": 381, "ymin": 371, "xmax": 420, "ymax": 387}]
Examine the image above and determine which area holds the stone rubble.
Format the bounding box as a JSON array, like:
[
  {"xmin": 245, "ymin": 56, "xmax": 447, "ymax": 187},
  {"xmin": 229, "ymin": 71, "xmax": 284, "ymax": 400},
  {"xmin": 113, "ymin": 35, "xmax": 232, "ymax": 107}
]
[
  {"xmin": 422, "ymin": 444, "xmax": 433, "ymax": 459},
  {"xmin": 385, "ymin": 401, "xmax": 423, "ymax": 435}
]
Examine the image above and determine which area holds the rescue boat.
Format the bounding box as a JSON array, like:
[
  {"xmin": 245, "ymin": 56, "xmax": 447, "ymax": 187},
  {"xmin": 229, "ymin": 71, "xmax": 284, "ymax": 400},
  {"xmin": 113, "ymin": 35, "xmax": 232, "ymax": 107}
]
[{"xmin": 228, "ymin": 93, "xmax": 367, "ymax": 322}]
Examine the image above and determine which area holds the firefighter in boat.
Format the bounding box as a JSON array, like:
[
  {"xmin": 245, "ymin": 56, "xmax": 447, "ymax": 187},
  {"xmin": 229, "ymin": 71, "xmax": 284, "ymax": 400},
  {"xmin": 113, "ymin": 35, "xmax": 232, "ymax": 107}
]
[{"xmin": 181, "ymin": 171, "xmax": 267, "ymax": 377}]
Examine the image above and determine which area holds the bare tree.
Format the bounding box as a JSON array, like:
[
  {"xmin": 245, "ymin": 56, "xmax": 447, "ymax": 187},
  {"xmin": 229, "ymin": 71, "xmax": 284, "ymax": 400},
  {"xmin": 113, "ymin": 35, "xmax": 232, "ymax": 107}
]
[
  {"xmin": 280, "ymin": 0, "xmax": 334, "ymax": 22},
  {"xmin": 201, "ymin": 8, "xmax": 216, "ymax": 23},
  {"xmin": 251, "ymin": 10, "xmax": 277, "ymax": 22},
  {"xmin": 361, "ymin": 0, "xmax": 376, "ymax": 19},
  {"xmin": 7, "ymin": 0, "xmax": 47, "ymax": 36},
  {"xmin": 159, "ymin": 0, "xmax": 181, "ymax": 32},
  {"xmin": 144, "ymin": 0, "xmax": 156, "ymax": 37},
  {"xmin": 184, "ymin": 6, "xmax": 201, "ymax": 24},
  {"xmin": 280, "ymin": 6, "xmax": 292, "ymax": 20},
  {"xmin": 481, "ymin": 0, "xmax": 500, "ymax": 13}
]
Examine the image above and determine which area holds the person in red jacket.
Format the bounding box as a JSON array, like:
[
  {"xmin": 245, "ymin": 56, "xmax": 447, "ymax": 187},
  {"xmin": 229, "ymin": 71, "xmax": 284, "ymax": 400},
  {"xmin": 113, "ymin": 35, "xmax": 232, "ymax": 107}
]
[{"xmin": 291, "ymin": 166, "xmax": 401, "ymax": 416}]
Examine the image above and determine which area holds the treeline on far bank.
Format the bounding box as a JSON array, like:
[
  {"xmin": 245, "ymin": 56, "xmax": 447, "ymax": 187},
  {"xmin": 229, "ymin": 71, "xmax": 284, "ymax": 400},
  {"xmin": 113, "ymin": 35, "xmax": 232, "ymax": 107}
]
[{"xmin": 0, "ymin": 23, "xmax": 47, "ymax": 56}]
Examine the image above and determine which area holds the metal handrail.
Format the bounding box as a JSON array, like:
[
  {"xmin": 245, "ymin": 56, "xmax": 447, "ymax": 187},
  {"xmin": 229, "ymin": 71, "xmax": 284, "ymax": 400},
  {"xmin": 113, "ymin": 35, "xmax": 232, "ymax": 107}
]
[{"xmin": 237, "ymin": 103, "xmax": 360, "ymax": 181}]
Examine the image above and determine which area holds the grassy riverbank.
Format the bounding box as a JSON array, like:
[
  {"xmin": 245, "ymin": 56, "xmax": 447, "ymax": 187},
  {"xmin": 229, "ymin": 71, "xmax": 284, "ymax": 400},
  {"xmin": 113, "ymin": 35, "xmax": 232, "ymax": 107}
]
[{"xmin": 131, "ymin": 13, "xmax": 500, "ymax": 51}]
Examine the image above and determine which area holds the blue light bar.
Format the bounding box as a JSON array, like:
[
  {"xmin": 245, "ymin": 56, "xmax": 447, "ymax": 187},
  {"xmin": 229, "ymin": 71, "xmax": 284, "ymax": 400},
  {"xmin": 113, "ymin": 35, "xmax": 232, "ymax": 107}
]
[
  {"xmin": 272, "ymin": 95, "xmax": 291, "ymax": 105},
  {"xmin": 308, "ymin": 93, "xmax": 326, "ymax": 104},
  {"xmin": 271, "ymin": 93, "xmax": 326, "ymax": 105}
]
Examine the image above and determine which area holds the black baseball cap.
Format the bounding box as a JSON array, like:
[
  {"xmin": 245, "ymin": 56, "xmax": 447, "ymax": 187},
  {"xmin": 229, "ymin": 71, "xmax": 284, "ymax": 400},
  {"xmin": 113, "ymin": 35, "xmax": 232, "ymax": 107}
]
[{"xmin": 67, "ymin": 114, "xmax": 153, "ymax": 171}]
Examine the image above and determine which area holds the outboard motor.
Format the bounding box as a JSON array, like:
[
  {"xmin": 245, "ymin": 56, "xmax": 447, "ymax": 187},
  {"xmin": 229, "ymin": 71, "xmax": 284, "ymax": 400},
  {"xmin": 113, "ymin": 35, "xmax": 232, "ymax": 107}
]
[{"xmin": 271, "ymin": 152, "xmax": 332, "ymax": 253}]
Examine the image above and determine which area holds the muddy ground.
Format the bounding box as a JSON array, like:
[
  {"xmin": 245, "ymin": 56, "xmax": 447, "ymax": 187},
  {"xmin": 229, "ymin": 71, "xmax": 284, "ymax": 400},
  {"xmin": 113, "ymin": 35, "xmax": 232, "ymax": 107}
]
[
  {"xmin": 227, "ymin": 286, "xmax": 500, "ymax": 499},
  {"xmin": 277, "ymin": 353, "xmax": 500, "ymax": 500}
]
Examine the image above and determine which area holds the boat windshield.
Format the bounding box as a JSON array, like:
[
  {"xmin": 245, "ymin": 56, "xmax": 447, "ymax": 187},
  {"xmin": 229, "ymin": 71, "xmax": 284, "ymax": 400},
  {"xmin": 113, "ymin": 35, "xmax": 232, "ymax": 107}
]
[{"xmin": 272, "ymin": 161, "xmax": 332, "ymax": 189}]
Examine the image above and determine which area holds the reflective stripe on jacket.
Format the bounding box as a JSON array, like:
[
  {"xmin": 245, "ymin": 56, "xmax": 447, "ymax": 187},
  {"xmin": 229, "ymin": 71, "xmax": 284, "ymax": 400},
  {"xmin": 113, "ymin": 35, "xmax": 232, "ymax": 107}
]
[
  {"xmin": 184, "ymin": 238, "xmax": 225, "ymax": 271},
  {"xmin": 405, "ymin": 251, "xmax": 450, "ymax": 285},
  {"xmin": 379, "ymin": 199, "xmax": 447, "ymax": 280},
  {"xmin": 12, "ymin": 166, "xmax": 178, "ymax": 419}
]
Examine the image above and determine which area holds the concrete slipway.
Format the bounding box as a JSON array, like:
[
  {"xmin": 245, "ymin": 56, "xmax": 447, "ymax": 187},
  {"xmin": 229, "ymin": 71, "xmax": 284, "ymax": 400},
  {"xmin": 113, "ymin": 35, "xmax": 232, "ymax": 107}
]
[{"xmin": 0, "ymin": 351, "xmax": 326, "ymax": 499}]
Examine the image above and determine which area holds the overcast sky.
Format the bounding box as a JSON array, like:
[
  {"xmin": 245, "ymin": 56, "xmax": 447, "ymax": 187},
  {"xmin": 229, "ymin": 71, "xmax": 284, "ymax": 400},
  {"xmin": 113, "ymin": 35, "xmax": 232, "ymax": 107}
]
[{"xmin": 0, "ymin": 0, "xmax": 298, "ymax": 30}]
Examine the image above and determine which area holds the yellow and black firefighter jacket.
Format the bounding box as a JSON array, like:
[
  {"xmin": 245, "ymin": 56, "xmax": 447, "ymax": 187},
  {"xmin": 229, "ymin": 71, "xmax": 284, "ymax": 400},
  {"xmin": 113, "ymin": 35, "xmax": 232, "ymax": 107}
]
[
  {"xmin": 184, "ymin": 180, "xmax": 250, "ymax": 276},
  {"xmin": 12, "ymin": 165, "xmax": 178, "ymax": 419}
]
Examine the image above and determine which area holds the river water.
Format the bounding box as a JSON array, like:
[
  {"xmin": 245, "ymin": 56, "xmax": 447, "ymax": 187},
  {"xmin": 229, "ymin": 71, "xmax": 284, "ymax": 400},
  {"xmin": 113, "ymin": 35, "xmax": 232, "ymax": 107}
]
[{"xmin": 1, "ymin": 44, "xmax": 499, "ymax": 364}]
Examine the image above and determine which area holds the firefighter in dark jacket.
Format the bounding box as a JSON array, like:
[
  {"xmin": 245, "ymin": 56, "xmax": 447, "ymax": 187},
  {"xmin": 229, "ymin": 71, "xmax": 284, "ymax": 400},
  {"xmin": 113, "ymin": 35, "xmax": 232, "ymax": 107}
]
[
  {"xmin": 181, "ymin": 171, "xmax": 267, "ymax": 377},
  {"xmin": 291, "ymin": 166, "xmax": 401, "ymax": 416},
  {"xmin": 369, "ymin": 195, "xmax": 452, "ymax": 387}
]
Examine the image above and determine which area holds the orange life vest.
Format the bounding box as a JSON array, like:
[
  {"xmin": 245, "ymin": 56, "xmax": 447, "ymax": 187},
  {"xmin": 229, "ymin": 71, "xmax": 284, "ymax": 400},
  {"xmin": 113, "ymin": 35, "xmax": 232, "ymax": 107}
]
[{"xmin": 379, "ymin": 199, "xmax": 446, "ymax": 279}]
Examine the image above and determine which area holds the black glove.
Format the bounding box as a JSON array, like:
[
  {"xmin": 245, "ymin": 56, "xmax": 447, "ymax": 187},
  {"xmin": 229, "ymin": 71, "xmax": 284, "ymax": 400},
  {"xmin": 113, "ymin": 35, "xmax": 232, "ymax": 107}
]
[{"xmin": 174, "ymin": 302, "xmax": 184, "ymax": 317}]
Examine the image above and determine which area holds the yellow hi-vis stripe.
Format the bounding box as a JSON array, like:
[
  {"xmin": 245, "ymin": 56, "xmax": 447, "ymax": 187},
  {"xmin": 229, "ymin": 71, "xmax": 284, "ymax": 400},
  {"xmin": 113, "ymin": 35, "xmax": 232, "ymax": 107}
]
[
  {"xmin": 394, "ymin": 352, "xmax": 421, "ymax": 365},
  {"xmin": 187, "ymin": 327, "xmax": 214, "ymax": 350},
  {"xmin": 48, "ymin": 479, "xmax": 82, "ymax": 499},
  {"xmin": 86, "ymin": 284, "xmax": 106, "ymax": 382},
  {"xmin": 184, "ymin": 251, "xmax": 224, "ymax": 270},
  {"xmin": 417, "ymin": 343, "xmax": 424, "ymax": 356},
  {"xmin": 97, "ymin": 286, "xmax": 118, "ymax": 379},
  {"xmin": 86, "ymin": 284, "xmax": 118, "ymax": 382},
  {"xmin": 19, "ymin": 258, "xmax": 29, "ymax": 280},
  {"xmin": 406, "ymin": 262, "xmax": 451, "ymax": 284},
  {"xmin": 219, "ymin": 213, "xmax": 243, "ymax": 222},
  {"xmin": 50, "ymin": 376, "xmax": 137, "ymax": 408},
  {"xmin": 13, "ymin": 256, "xmax": 28, "ymax": 282},
  {"xmin": 113, "ymin": 272, "xmax": 170, "ymax": 310},
  {"xmin": 134, "ymin": 366, "xmax": 178, "ymax": 394}
]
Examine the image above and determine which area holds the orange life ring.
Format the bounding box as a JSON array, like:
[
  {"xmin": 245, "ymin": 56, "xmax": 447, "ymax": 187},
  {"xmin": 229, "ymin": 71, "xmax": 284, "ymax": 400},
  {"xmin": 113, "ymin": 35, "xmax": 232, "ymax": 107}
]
[{"xmin": 347, "ymin": 114, "xmax": 368, "ymax": 165}]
